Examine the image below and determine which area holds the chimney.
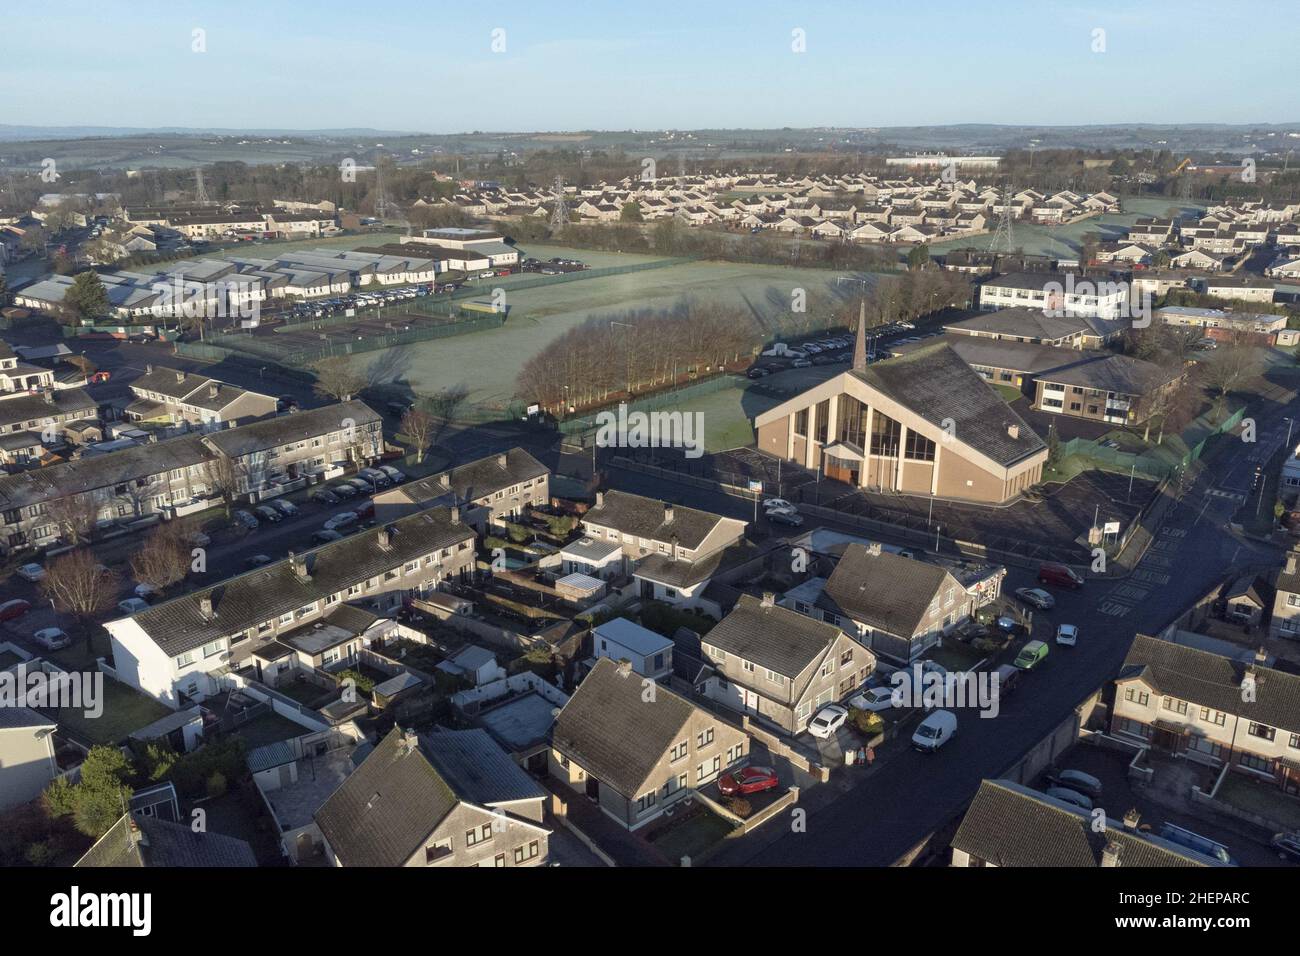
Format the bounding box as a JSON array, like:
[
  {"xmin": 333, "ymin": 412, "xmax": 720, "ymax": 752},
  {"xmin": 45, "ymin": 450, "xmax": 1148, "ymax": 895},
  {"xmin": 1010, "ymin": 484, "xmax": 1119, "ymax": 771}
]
[
  {"xmin": 41, "ymin": 387, "xmax": 54, "ymax": 405},
  {"xmin": 208, "ymin": 383, "xmax": 219, "ymax": 399},
  {"xmin": 1256, "ymin": 645, "xmax": 1268, "ymax": 665},
  {"xmin": 401, "ymin": 728, "xmax": 419, "ymax": 755},
  {"xmin": 1100, "ymin": 841, "xmax": 1123, "ymax": 868},
  {"xmin": 175, "ymin": 370, "xmax": 186, "ymax": 383},
  {"xmin": 864, "ymin": 541, "xmax": 882, "ymax": 556},
  {"xmin": 1122, "ymin": 808, "xmax": 1140, "ymax": 832},
  {"xmin": 760, "ymin": 591, "xmax": 775, "ymax": 608},
  {"xmin": 1006, "ymin": 423, "xmax": 1020, "ymax": 440},
  {"xmin": 146, "ymin": 364, "xmax": 154, "ymax": 374},
  {"xmin": 449, "ymin": 506, "xmax": 460, "ymax": 525},
  {"xmin": 615, "ymin": 659, "xmax": 633, "ymax": 678},
  {"xmin": 439, "ymin": 472, "xmax": 451, "ymax": 489},
  {"xmin": 377, "ymin": 526, "xmax": 392, "ymax": 550},
  {"xmin": 852, "ymin": 298, "xmax": 868, "ymax": 372},
  {"xmin": 497, "ymin": 452, "xmax": 507, "ymax": 469},
  {"xmin": 1287, "ymin": 550, "xmax": 1299, "ymax": 575},
  {"xmin": 289, "ymin": 551, "xmax": 311, "ymax": 581},
  {"xmin": 198, "ymin": 595, "xmax": 215, "ymax": 621},
  {"xmin": 663, "ymin": 502, "xmax": 674, "ymax": 524},
  {"xmin": 595, "ymin": 491, "xmax": 605, "ymax": 508}
]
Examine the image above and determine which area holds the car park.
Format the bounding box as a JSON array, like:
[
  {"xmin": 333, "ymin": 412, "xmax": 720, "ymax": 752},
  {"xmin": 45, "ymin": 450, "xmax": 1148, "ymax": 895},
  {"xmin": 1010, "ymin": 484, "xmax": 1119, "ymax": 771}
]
[
  {"xmin": 271, "ymin": 499, "xmax": 300, "ymax": 517},
  {"xmin": 0, "ymin": 599, "xmax": 31, "ymax": 622},
  {"xmin": 117, "ymin": 597, "xmax": 150, "ymax": 615},
  {"xmin": 313, "ymin": 488, "xmax": 342, "ymax": 505},
  {"xmin": 1055, "ymin": 624, "xmax": 1079, "ymax": 646},
  {"xmin": 255, "ymin": 505, "xmax": 282, "ymax": 523},
  {"xmin": 17, "ymin": 563, "xmax": 45, "ymax": 583},
  {"xmin": 1014, "ymin": 587, "xmax": 1055, "ymax": 610},
  {"xmin": 911, "ymin": 710, "xmax": 958, "ymax": 752},
  {"xmin": 1014, "ymin": 640, "xmax": 1049, "ymax": 670},
  {"xmin": 807, "ymin": 703, "xmax": 849, "ymax": 739},
  {"xmin": 1045, "ymin": 787, "xmax": 1093, "ymax": 811},
  {"xmin": 718, "ymin": 766, "xmax": 781, "ymax": 796},
  {"xmin": 33, "ymin": 627, "xmax": 71, "ymax": 651},
  {"xmin": 1044, "ymin": 768, "xmax": 1103, "ymax": 799}
]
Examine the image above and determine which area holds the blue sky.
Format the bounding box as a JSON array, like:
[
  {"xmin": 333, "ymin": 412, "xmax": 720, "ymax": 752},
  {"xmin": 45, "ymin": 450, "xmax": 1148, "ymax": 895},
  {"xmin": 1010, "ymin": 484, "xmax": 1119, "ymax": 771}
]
[{"xmin": 1, "ymin": 0, "xmax": 1293, "ymax": 131}]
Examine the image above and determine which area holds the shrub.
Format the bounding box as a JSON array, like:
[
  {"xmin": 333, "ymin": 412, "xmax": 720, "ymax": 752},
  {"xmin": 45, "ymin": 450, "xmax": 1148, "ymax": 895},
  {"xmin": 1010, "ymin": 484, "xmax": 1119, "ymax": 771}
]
[
  {"xmin": 725, "ymin": 797, "xmax": 752, "ymax": 818},
  {"xmin": 24, "ymin": 841, "xmax": 53, "ymax": 866},
  {"xmin": 206, "ymin": 772, "xmax": 228, "ymax": 799}
]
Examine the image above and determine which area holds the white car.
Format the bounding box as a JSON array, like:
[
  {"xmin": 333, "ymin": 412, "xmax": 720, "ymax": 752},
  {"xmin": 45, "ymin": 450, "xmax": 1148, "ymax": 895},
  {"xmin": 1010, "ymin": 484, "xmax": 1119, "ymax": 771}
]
[
  {"xmin": 118, "ymin": 597, "xmax": 150, "ymax": 615},
  {"xmin": 762, "ymin": 498, "xmax": 796, "ymax": 513},
  {"xmin": 33, "ymin": 627, "xmax": 71, "ymax": 650},
  {"xmin": 848, "ymin": 686, "xmax": 897, "ymax": 712},
  {"xmin": 134, "ymin": 582, "xmax": 159, "ymax": 601},
  {"xmin": 807, "ymin": 703, "xmax": 849, "ymax": 739},
  {"xmin": 1055, "ymin": 624, "xmax": 1079, "ymax": 647},
  {"xmin": 323, "ymin": 512, "xmax": 358, "ymax": 531},
  {"xmin": 17, "ymin": 563, "xmax": 45, "ymax": 583}
]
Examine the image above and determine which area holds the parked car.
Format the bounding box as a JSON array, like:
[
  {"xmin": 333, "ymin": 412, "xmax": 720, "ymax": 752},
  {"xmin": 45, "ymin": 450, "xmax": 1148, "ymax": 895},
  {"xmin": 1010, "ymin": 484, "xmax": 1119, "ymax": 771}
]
[
  {"xmin": 1015, "ymin": 587, "xmax": 1055, "ymax": 610},
  {"xmin": 994, "ymin": 615, "xmax": 1020, "ymax": 634},
  {"xmin": 330, "ymin": 483, "xmax": 358, "ymax": 498},
  {"xmin": 117, "ymin": 597, "xmax": 150, "ymax": 614},
  {"xmin": 768, "ymin": 510, "xmax": 804, "ymax": 527},
  {"xmin": 245, "ymin": 554, "xmax": 272, "ymax": 568},
  {"xmin": 359, "ymin": 468, "xmax": 391, "ymax": 488},
  {"xmin": 379, "ymin": 465, "xmax": 406, "ymax": 483},
  {"xmin": 313, "ymin": 489, "xmax": 341, "ymax": 506},
  {"xmin": 254, "ymin": 505, "xmax": 282, "ymax": 523},
  {"xmin": 134, "ymin": 582, "xmax": 159, "ymax": 601},
  {"xmin": 807, "ymin": 703, "xmax": 849, "ymax": 739},
  {"xmin": 1044, "ymin": 768, "xmax": 1103, "ymax": 799},
  {"xmin": 323, "ymin": 512, "xmax": 359, "ymax": 531},
  {"xmin": 1046, "ymin": 787, "xmax": 1093, "ymax": 811},
  {"xmin": 234, "ymin": 510, "xmax": 259, "ymax": 530},
  {"xmin": 911, "ymin": 709, "xmax": 958, "ymax": 752},
  {"xmin": 0, "ymin": 599, "xmax": 31, "ymax": 622},
  {"xmin": 747, "ymin": 367, "xmax": 770, "ymax": 379},
  {"xmin": 313, "ymin": 529, "xmax": 344, "ymax": 544},
  {"xmin": 993, "ymin": 663, "xmax": 1021, "ymax": 696},
  {"xmin": 849, "ymin": 685, "xmax": 897, "ymax": 712},
  {"xmin": 1038, "ymin": 562, "xmax": 1084, "ymax": 590},
  {"xmin": 791, "ymin": 358, "xmax": 812, "ymax": 369},
  {"xmin": 187, "ymin": 531, "xmax": 212, "ymax": 547},
  {"xmin": 33, "ymin": 627, "xmax": 71, "ymax": 651},
  {"xmin": 1157, "ymin": 822, "xmax": 1236, "ymax": 865},
  {"xmin": 718, "ymin": 766, "xmax": 781, "ymax": 796},
  {"xmin": 345, "ymin": 478, "xmax": 373, "ymax": 493},
  {"xmin": 1270, "ymin": 831, "xmax": 1300, "ymax": 862},
  {"xmin": 16, "ymin": 563, "xmax": 45, "ymax": 583},
  {"xmin": 1055, "ymin": 623, "xmax": 1079, "ymax": 646},
  {"xmin": 271, "ymin": 499, "xmax": 300, "ymax": 517},
  {"xmin": 1014, "ymin": 640, "xmax": 1050, "ymax": 670}
]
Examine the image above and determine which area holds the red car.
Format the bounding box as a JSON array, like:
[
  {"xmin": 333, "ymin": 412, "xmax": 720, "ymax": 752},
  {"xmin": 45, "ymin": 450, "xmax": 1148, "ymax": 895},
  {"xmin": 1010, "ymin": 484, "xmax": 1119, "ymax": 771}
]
[
  {"xmin": 0, "ymin": 599, "xmax": 32, "ymax": 622},
  {"xmin": 718, "ymin": 766, "xmax": 780, "ymax": 796}
]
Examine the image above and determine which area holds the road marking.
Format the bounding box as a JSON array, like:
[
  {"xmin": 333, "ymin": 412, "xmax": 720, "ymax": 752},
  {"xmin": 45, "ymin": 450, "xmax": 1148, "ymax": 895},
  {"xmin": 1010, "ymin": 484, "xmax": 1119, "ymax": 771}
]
[{"xmin": 1098, "ymin": 602, "xmax": 1132, "ymax": 617}]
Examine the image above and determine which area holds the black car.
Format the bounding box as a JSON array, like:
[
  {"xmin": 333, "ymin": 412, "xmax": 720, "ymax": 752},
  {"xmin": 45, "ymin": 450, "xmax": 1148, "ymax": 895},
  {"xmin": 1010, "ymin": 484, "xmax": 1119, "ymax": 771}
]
[
  {"xmin": 1272, "ymin": 832, "xmax": 1300, "ymax": 862},
  {"xmin": 747, "ymin": 367, "xmax": 770, "ymax": 379},
  {"xmin": 312, "ymin": 488, "xmax": 341, "ymax": 506}
]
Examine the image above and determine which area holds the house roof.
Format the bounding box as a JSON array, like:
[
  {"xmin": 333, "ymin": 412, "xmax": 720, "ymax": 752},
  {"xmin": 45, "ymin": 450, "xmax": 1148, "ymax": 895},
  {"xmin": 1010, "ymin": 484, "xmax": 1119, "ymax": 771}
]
[
  {"xmin": 203, "ymin": 400, "xmax": 379, "ymax": 459},
  {"xmin": 118, "ymin": 506, "xmax": 472, "ymax": 657},
  {"xmin": 396, "ymin": 447, "xmax": 548, "ymax": 508},
  {"xmin": 551, "ymin": 657, "xmax": 700, "ymax": 797},
  {"xmin": 314, "ymin": 728, "xmax": 459, "ymax": 867},
  {"xmin": 951, "ymin": 780, "xmax": 1210, "ymax": 867},
  {"xmin": 1119, "ymin": 633, "xmax": 1300, "ymax": 733},
  {"xmin": 594, "ymin": 617, "xmax": 674, "ymax": 657},
  {"xmin": 704, "ymin": 592, "xmax": 843, "ymax": 679},
  {"xmin": 0, "ymin": 388, "xmax": 97, "ymax": 429},
  {"xmin": 420, "ymin": 728, "xmax": 547, "ymax": 807},
  {"xmin": 1036, "ymin": 353, "xmax": 1182, "ymax": 397},
  {"xmin": 0, "ymin": 705, "xmax": 56, "ymax": 731},
  {"xmin": 849, "ymin": 343, "xmax": 1046, "ymax": 467},
  {"xmin": 946, "ymin": 307, "xmax": 1091, "ymax": 342},
  {"xmin": 822, "ymin": 543, "xmax": 956, "ymax": 638},
  {"xmin": 583, "ymin": 489, "xmax": 739, "ymax": 551},
  {"xmin": 76, "ymin": 813, "xmax": 257, "ymax": 867}
]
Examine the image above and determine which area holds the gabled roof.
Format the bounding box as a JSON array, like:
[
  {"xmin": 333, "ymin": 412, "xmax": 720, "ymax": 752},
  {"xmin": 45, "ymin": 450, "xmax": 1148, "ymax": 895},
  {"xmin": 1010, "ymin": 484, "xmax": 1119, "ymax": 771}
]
[
  {"xmin": 203, "ymin": 400, "xmax": 379, "ymax": 458},
  {"xmin": 420, "ymin": 728, "xmax": 547, "ymax": 807},
  {"xmin": 583, "ymin": 489, "xmax": 740, "ymax": 551},
  {"xmin": 822, "ymin": 543, "xmax": 956, "ymax": 638},
  {"xmin": 315, "ymin": 728, "xmax": 458, "ymax": 867},
  {"xmin": 1036, "ymin": 353, "xmax": 1182, "ymax": 397},
  {"xmin": 396, "ymin": 447, "xmax": 547, "ymax": 509},
  {"xmin": 704, "ymin": 593, "xmax": 843, "ymax": 679},
  {"xmin": 551, "ymin": 657, "xmax": 700, "ymax": 797},
  {"xmin": 946, "ymin": 306, "xmax": 1091, "ymax": 341},
  {"xmin": 1119, "ymin": 634, "xmax": 1300, "ymax": 733},
  {"xmin": 77, "ymin": 813, "xmax": 257, "ymax": 867},
  {"xmin": 952, "ymin": 780, "xmax": 1210, "ymax": 867}
]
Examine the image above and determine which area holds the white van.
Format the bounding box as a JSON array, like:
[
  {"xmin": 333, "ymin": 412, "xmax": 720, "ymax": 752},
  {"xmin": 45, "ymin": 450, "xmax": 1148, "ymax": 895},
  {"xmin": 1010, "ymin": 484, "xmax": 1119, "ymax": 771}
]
[{"xmin": 911, "ymin": 709, "xmax": 958, "ymax": 752}]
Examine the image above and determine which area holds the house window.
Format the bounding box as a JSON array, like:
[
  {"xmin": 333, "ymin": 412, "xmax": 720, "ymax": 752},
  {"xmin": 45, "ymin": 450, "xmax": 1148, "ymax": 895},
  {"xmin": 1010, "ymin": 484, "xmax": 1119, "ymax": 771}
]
[
  {"xmin": 513, "ymin": 841, "xmax": 539, "ymax": 864},
  {"xmin": 697, "ymin": 727, "xmax": 714, "ymax": 748},
  {"xmin": 1238, "ymin": 752, "xmax": 1275, "ymax": 775},
  {"xmin": 1199, "ymin": 707, "xmax": 1227, "ymax": 727},
  {"xmin": 1124, "ymin": 688, "xmax": 1149, "ymax": 706},
  {"xmin": 201, "ymin": 640, "xmax": 224, "ymax": 658},
  {"xmin": 670, "ymin": 740, "xmax": 688, "ymax": 762},
  {"xmin": 465, "ymin": 823, "xmax": 492, "ymax": 846},
  {"xmin": 1248, "ymin": 722, "xmax": 1276, "ymax": 742},
  {"xmin": 175, "ymin": 651, "xmax": 195, "ymax": 668},
  {"xmin": 840, "ymin": 649, "xmax": 853, "ymax": 668},
  {"xmin": 636, "ymin": 791, "xmax": 657, "ymax": 813},
  {"xmin": 1116, "ymin": 717, "xmax": 1151, "ymax": 740},
  {"xmin": 1162, "ymin": 697, "xmax": 1188, "ymax": 715}
]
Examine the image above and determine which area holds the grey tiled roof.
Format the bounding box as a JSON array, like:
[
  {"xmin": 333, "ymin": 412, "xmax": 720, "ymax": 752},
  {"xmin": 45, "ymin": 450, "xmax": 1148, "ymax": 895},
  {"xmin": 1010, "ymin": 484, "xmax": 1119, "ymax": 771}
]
[
  {"xmin": 121, "ymin": 506, "xmax": 473, "ymax": 657},
  {"xmin": 822, "ymin": 544, "xmax": 955, "ymax": 638},
  {"xmin": 851, "ymin": 343, "xmax": 1045, "ymax": 467},
  {"xmin": 551, "ymin": 657, "xmax": 698, "ymax": 797},
  {"xmin": 0, "ymin": 705, "xmax": 56, "ymax": 730},
  {"xmin": 952, "ymin": 779, "xmax": 1208, "ymax": 867},
  {"xmin": 77, "ymin": 813, "xmax": 257, "ymax": 867},
  {"xmin": 0, "ymin": 388, "xmax": 98, "ymax": 428},
  {"xmin": 203, "ymin": 400, "xmax": 379, "ymax": 458},
  {"xmin": 946, "ymin": 306, "xmax": 1091, "ymax": 341},
  {"xmin": 584, "ymin": 490, "xmax": 733, "ymax": 551},
  {"xmin": 1037, "ymin": 353, "xmax": 1183, "ymax": 397},
  {"xmin": 705, "ymin": 593, "xmax": 843, "ymax": 679},
  {"xmin": 1120, "ymin": 634, "xmax": 1300, "ymax": 733},
  {"xmin": 421, "ymin": 728, "xmax": 547, "ymax": 807},
  {"xmin": 315, "ymin": 727, "xmax": 458, "ymax": 867},
  {"xmin": 398, "ymin": 447, "xmax": 548, "ymax": 508}
]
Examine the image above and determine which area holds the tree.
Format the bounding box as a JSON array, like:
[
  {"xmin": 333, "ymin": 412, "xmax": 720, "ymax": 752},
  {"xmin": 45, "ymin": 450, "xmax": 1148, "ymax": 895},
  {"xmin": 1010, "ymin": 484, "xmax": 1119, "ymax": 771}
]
[
  {"xmin": 129, "ymin": 523, "xmax": 190, "ymax": 592},
  {"xmin": 41, "ymin": 549, "xmax": 120, "ymax": 643},
  {"xmin": 619, "ymin": 201, "xmax": 644, "ymax": 223},
  {"xmin": 1205, "ymin": 337, "xmax": 1263, "ymax": 400},
  {"xmin": 311, "ymin": 355, "xmax": 366, "ymax": 402},
  {"xmin": 63, "ymin": 271, "xmax": 110, "ymax": 321},
  {"xmin": 44, "ymin": 494, "xmax": 99, "ymax": 547},
  {"xmin": 204, "ymin": 454, "xmax": 245, "ymax": 518},
  {"xmin": 399, "ymin": 405, "xmax": 436, "ymax": 464},
  {"xmin": 43, "ymin": 746, "xmax": 133, "ymax": 839},
  {"xmin": 425, "ymin": 383, "xmax": 471, "ymax": 446},
  {"xmin": 906, "ymin": 243, "xmax": 931, "ymax": 271}
]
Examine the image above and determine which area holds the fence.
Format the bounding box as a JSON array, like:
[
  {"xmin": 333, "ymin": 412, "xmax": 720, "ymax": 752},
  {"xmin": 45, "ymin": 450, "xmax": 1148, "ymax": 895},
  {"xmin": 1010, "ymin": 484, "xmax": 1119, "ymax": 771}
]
[{"xmin": 1058, "ymin": 406, "xmax": 1245, "ymax": 479}]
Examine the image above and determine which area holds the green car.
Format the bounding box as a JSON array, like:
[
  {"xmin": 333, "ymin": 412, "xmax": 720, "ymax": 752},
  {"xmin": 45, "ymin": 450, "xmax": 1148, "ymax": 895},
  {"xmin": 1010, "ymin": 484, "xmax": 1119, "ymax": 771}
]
[{"xmin": 1013, "ymin": 640, "xmax": 1049, "ymax": 670}]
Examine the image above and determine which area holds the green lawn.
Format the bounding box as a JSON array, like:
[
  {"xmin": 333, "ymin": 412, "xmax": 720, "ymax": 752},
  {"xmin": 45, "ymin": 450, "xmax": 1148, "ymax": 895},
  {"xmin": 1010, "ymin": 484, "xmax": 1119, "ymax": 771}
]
[
  {"xmin": 991, "ymin": 383, "xmax": 1022, "ymax": 404},
  {"xmin": 928, "ymin": 641, "xmax": 988, "ymax": 673},
  {"xmin": 1216, "ymin": 772, "xmax": 1300, "ymax": 830},
  {"xmin": 47, "ymin": 676, "xmax": 171, "ymax": 747},
  {"xmin": 646, "ymin": 807, "xmax": 735, "ymax": 863}
]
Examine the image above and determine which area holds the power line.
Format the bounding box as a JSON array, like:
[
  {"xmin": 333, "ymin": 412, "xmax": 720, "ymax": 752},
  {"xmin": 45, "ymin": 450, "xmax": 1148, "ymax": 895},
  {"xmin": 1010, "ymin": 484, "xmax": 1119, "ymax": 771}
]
[{"xmin": 549, "ymin": 175, "xmax": 569, "ymax": 230}]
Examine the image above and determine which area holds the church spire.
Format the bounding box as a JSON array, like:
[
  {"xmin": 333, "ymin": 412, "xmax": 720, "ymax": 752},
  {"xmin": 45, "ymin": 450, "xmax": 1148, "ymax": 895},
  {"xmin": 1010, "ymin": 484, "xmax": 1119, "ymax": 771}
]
[{"xmin": 852, "ymin": 297, "xmax": 868, "ymax": 372}]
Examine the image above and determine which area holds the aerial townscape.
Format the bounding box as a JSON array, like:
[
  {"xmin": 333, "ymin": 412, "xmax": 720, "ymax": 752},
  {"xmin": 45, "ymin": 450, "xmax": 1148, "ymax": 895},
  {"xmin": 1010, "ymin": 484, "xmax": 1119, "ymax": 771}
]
[{"xmin": 0, "ymin": 0, "xmax": 1296, "ymax": 931}]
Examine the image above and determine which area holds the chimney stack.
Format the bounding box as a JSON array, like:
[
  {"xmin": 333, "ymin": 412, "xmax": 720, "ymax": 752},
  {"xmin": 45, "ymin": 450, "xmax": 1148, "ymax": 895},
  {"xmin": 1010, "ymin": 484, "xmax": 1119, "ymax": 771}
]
[
  {"xmin": 1287, "ymin": 550, "xmax": 1298, "ymax": 576},
  {"xmin": 615, "ymin": 659, "xmax": 633, "ymax": 678},
  {"xmin": 175, "ymin": 370, "xmax": 186, "ymax": 383},
  {"xmin": 595, "ymin": 491, "xmax": 605, "ymax": 508},
  {"xmin": 864, "ymin": 541, "xmax": 882, "ymax": 556},
  {"xmin": 208, "ymin": 383, "xmax": 219, "ymax": 399},
  {"xmin": 439, "ymin": 472, "xmax": 451, "ymax": 489},
  {"xmin": 199, "ymin": 595, "xmax": 215, "ymax": 621},
  {"xmin": 497, "ymin": 452, "xmax": 508, "ymax": 469},
  {"xmin": 377, "ymin": 526, "xmax": 393, "ymax": 550},
  {"xmin": 663, "ymin": 502, "xmax": 674, "ymax": 524},
  {"xmin": 290, "ymin": 551, "xmax": 311, "ymax": 581},
  {"xmin": 760, "ymin": 591, "xmax": 775, "ymax": 608},
  {"xmin": 146, "ymin": 364, "xmax": 154, "ymax": 374},
  {"xmin": 1122, "ymin": 808, "xmax": 1140, "ymax": 831},
  {"xmin": 1006, "ymin": 423, "xmax": 1020, "ymax": 440},
  {"xmin": 1100, "ymin": 841, "xmax": 1123, "ymax": 868},
  {"xmin": 450, "ymin": 506, "xmax": 460, "ymax": 525},
  {"xmin": 1256, "ymin": 645, "xmax": 1268, "ymax": 665}
]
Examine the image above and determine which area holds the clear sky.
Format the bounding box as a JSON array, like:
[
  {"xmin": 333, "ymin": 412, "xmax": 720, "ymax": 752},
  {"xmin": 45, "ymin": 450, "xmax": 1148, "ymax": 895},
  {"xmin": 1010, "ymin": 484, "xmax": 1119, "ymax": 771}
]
[{"xmin": 1, "ymin": 0, "xmax": 1293, "ymax": 132}]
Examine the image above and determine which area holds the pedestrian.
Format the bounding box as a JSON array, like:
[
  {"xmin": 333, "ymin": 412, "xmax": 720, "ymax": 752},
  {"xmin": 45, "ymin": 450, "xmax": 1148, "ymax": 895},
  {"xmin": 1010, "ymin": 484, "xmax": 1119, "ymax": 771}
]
[{"xmin": 865, "ymin": 745, "xmax": 876, "ymax": 767}]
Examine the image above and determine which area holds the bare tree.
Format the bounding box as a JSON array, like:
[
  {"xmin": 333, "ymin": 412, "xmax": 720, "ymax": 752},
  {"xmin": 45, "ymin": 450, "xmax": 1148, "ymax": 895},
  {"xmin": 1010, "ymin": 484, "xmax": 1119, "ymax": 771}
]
[
  {"xmin": 425, "ymin": 384, "xmax": 471, "ymax": 446},
  {"xmin": 312, "ymin": 356, "xmax": 367, "ymax": 402},
  {"xmin": 41, "ymin": 550, "xmax": 120, "ymax": 645},
  {"xmin": 45, "ymin": 495, "xmax": 100, "ymax": 547},
  {"xmin": 400, "ymin": 406, "xmax": 436, "ymax": 464},
  {"xmin": 204, "ymin": 455, "xmax": 245, "ymax": 517},
  {"xmin": 1204, "ymin": 336, "xmax": 1264, "ymax": 400},
  {"xmin": 129, "ymin": 523, "xmax": 190, "ymax": 592}
]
